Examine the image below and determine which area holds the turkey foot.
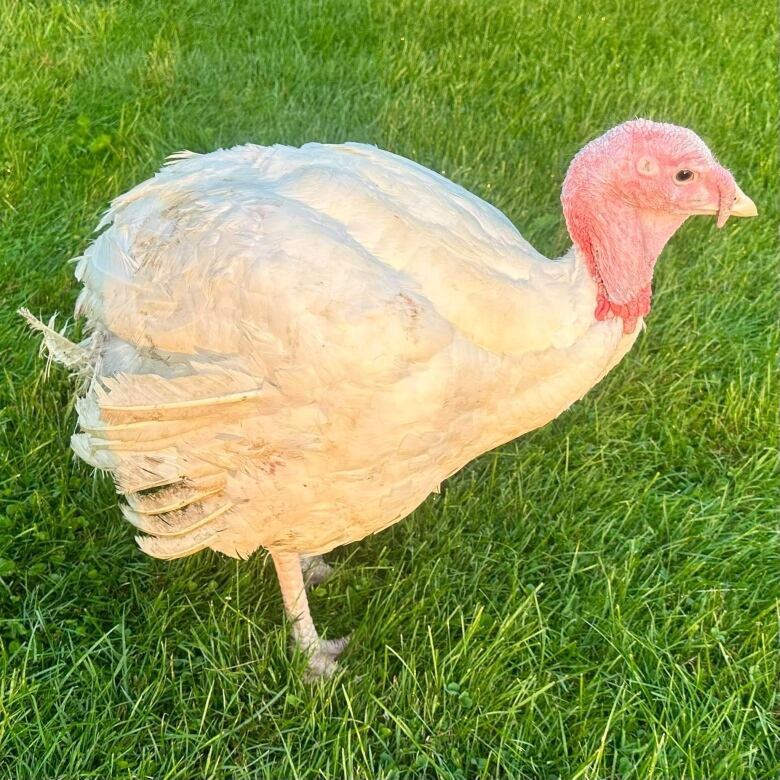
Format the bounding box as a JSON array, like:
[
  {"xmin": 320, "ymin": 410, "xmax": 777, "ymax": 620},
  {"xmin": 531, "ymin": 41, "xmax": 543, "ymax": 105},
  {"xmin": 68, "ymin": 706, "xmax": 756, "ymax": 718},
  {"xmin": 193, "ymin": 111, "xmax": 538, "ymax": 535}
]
[
  {"xmin": 302, "ymin": 635, "xmax": 351, "ymax": 681},
  {"xmin": 301, "ymin": 555, "xmax": 334, "ymax": 589}
]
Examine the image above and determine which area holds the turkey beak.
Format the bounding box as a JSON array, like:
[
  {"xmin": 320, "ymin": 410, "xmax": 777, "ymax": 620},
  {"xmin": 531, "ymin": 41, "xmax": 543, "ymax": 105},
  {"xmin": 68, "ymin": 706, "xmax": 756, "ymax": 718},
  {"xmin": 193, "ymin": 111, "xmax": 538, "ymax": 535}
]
[
  {"xmin": 716, "ymin": 180, "xmax": 757, "ymax": 228},
  {"xmin": 729, "ymin": 183, "xmax": 758, "ymax": 218}
]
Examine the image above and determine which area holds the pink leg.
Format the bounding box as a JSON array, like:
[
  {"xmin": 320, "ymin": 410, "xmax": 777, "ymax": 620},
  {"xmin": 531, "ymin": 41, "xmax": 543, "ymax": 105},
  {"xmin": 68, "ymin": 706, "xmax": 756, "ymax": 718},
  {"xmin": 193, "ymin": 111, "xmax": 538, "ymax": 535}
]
[{"xmin": 271, "ymin": 551, "xmax": 349, "ymax": 679}]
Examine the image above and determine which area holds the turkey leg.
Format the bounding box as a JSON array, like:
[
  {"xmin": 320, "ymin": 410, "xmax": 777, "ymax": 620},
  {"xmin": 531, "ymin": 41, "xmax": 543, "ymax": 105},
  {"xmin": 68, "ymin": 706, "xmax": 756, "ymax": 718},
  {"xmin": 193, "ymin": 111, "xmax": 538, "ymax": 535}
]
[{"xmin": 271, "ymin": 551, "xmax": 349, "ymax": 679}]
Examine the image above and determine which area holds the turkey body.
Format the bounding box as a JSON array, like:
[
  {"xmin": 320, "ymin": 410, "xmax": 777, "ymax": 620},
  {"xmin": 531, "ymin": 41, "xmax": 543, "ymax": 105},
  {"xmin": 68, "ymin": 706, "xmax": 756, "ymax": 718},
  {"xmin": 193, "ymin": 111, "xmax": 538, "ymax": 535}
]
[{"xmin": 69, "ymin": 142, "xmax": 639, "ymax": 560}]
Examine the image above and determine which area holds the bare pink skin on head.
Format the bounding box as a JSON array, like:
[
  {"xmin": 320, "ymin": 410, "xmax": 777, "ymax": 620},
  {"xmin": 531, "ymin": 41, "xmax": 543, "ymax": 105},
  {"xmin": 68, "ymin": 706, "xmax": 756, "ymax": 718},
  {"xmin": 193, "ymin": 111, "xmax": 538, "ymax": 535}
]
[{"xmin": 561, "ymin": 120, "xmax": 740, "ymax": 333}]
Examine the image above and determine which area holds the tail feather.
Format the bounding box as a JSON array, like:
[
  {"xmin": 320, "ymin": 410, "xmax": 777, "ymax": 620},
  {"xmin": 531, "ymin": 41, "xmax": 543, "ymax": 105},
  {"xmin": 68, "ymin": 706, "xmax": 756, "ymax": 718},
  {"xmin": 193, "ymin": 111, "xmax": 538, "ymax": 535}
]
[
  {"xmin": 93, "ymin": 368, "xmax": 272, "ymax": 424},
  {"xmin": 71, "ymin": 432, "xmax": 116, "ymax": 470},
  {"xmin": 135, "ymin": 527, "xmax": 221, "ymax": 560},
  {"xmin": 18, "ymin": 308, "xmax": 94, "ymax": 382},
  {"xmin": 122, "ymin": 498, "xmax": 233, "ymax": 537},
  {"xmin": 125, "ymin": 477, "xmax": 225, "ymax": 515},
  {"xmin": 114, "ymin": 453, "xmax": 224, "ymax": 495}
]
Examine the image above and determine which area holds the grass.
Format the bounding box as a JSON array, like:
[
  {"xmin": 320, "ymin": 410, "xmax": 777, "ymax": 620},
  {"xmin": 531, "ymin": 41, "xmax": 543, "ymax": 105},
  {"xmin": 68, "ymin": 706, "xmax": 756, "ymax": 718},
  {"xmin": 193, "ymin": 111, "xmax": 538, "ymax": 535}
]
[{"xmin": 0, "ymin": 0, "xmax": 777, "ymax": 777}]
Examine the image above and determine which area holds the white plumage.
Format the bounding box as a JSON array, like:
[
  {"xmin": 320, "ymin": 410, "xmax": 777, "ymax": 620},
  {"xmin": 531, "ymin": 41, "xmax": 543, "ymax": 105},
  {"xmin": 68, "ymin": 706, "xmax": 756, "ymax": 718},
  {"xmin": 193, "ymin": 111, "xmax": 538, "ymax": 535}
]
[
  {"xmin": 63, "ymin": 142, "xmax": 635, "ymax": 559},
  {"xmin": 24, "ymin": 122, "xmax": 755, "ymax": 677}
]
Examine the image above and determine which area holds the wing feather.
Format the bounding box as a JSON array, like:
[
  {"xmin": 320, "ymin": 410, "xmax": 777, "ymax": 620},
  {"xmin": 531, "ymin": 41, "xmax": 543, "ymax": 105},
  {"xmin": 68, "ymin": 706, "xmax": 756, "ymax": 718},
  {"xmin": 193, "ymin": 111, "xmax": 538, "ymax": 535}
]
[{"xmin": 44, "ymin": 140, "xmax": 601, "ymax": 559}]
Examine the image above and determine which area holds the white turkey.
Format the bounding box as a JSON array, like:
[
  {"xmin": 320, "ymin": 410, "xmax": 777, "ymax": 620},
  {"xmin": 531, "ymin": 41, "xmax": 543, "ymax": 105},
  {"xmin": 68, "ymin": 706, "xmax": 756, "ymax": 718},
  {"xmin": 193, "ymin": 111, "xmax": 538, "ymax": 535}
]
[{"xmin": 22, "ymin": 119, "xmax": 756, "ymax": 678}]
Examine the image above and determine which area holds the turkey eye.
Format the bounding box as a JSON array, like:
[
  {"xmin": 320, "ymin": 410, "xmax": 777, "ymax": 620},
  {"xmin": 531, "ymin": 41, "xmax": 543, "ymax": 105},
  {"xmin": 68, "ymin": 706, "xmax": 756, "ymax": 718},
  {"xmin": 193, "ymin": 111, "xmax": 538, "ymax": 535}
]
[{"xmin": 675, "ymin": 169, "xmax": 694, "ymax": 182}]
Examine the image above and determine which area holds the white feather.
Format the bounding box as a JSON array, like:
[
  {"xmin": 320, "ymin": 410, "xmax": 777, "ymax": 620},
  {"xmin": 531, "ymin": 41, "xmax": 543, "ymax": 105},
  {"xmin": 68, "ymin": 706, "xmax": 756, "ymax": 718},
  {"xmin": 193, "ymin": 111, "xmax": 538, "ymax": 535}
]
[{"xmin": 25, "ymin": 141, "xmax": 642, "ymax": 559}]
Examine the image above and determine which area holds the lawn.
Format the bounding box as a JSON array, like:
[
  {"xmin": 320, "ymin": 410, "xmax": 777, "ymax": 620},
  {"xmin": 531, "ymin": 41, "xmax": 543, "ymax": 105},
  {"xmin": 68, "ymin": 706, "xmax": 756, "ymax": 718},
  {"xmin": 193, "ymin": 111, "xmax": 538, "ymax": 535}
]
[{"xmin": 0, "ymin": 0, "xmax": 777, "ymax": 777}]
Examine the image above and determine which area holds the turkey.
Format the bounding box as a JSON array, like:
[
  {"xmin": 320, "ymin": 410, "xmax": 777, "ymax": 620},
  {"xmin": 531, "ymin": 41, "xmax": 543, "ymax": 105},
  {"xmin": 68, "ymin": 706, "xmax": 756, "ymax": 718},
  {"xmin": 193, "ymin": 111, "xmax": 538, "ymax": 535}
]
[{"xmin": 21, "ymin": 119, "xmax": 756, "ymax": 678}]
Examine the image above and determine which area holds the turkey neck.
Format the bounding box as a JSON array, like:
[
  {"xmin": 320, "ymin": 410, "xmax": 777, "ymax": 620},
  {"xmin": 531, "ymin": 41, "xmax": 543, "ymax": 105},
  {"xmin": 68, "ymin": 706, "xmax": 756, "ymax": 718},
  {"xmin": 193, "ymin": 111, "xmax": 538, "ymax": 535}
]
[{"xmin": 570, "ymin": 200, "xmax": 687, "ymax": 334}]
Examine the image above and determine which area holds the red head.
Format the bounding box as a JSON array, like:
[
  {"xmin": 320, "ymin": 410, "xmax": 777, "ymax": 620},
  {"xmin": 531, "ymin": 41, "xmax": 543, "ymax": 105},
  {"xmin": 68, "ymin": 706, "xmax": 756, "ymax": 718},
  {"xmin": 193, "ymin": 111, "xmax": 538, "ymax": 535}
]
[{"xmin": 561, "ymin": 120, "xmax": 756, "ymax": 333}]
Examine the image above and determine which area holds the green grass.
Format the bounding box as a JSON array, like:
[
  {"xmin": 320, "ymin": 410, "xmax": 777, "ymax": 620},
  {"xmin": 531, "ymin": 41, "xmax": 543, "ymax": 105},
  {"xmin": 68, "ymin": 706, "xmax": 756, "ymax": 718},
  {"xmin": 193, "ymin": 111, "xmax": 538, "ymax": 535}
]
[{"xmin": 0, "ymin": 0, "xmax": 777, "ymax": 777}]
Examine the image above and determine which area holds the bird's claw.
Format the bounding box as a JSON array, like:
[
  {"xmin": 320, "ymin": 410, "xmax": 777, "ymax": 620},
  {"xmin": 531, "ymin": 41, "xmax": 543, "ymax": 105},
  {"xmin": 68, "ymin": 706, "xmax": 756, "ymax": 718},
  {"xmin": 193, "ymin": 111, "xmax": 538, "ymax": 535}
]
[
  {"xmin": 301, "ymin": 555, "xmax": 334, "ymax": 589},
  {"xmin": 302, "ymin": 634, "xmax": 351, "ymax": 681}
]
